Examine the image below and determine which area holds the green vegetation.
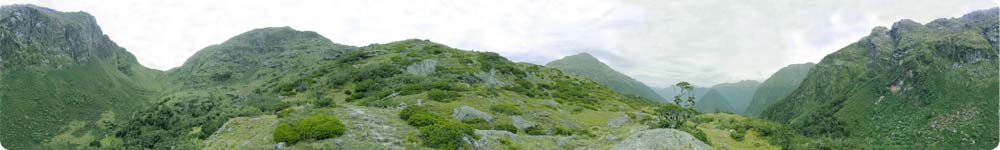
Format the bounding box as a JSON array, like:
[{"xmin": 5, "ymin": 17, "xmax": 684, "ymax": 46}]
[
  {"xmin": 419, "ymin": 121, "xmax": 476, "ymax": 150},
  {"xmin": 763, "ymin": 8, "xmax": 999, "ymax": 149},
  {"xmin": 706, "ymin": 80, "xmax": 760, "ymax": 114},
  {"xmin": 745, "ymin": 63, "xmax": 814, "ymax": 116},
  {"xmin": 272, "ymin": 115, "xmax": 346, "ymax": 144},
  {"xmin": 6, "ymin": 4, "xmax": 996, "ymax": 150},
  {"xmin": 546, "ymin": 53, "xmax": 667, "ymax": 102},
  {"xmin": 490, "ymin": 104, "xmax": 523, "ymax": 115},
  {"xmin": 694, "ymin": 89, "xmax": 736, "ymax": 113},
  {"xmin": 427, "ymin": 89, "xmax": 462, "ymax": 102}
]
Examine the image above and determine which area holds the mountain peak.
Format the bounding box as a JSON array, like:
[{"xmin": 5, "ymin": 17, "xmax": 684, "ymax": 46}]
[
  {"xmin": 0, "ymin": 4, "xmax": 132, "ymax": 71},
  {"xmin": 222, "ymin": 26, "xmax": 329, "ymax": 46}
]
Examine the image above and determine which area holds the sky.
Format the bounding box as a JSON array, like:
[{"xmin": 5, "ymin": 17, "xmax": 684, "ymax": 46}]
[{"xmin": 1, "ymin": 0, "xmax": 996, "ymax": 87}]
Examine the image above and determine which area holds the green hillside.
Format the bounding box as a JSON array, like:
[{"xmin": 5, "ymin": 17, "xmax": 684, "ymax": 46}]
[
  {"xmin": 0, "ymin": 5, "xmax": 165, "ymax": 149},
  {"xmin": 708, "ymin": 80, "xmax": 760, "ymax": 114},
  {"xmin": 693, "ymin": 89, "xmax": 735, "ymax": 113},
  {"xmin": 745, "ymin": 63, "xmax": 814, "ymax": 116},
  {"xmin": 546, "ymin": 53, "xmax": 667, "ymax": 102},
  {"xmin": 763, "ymin": 8, "xmax": 999, "ymax": 149}
]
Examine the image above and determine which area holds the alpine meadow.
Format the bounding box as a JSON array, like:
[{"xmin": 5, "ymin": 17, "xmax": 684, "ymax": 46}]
[{"xmin": 0, "ymin": 1, "xmax": 997, "ymax": 150}]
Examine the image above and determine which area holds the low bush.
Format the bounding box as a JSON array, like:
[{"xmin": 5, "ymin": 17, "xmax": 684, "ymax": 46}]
[
  {"xmin": 419, "ymin": 121, "xmax": 476, "ymax": 150},
  {"xmin": 525, "ymin": 126, "xmax": 547, "ymax": 135},
  {"xmin": 490, "ymin": 104, "xmax": 523, "ymax": 116},
  {"xmin": 730, "ymin": 129, "xmax": 746, "ymax": 141},
  {"xmin": 277, "ymin": 108, "xmax": 296, "ymax": 118},
  {"xmin": 273, "ymin": 123, "xmax": 300, "ymax": 143},
  {"xmin": 495, "ymin": 123, "xmax": 518, "ymax": 133},
  {"xmin": 428, "ymin": 89, "xmax": 461, "ymax": 102},
  {"xmin": 400, "ymin": 106, "xmax": 443, "ymax": 127},
  {"xmin": 272, "ymin": 115, "xmax": 346, "ymax": 145},
  {"xmin": 407, "ymin": 113, "xmax": 443, "ymax": 127}
]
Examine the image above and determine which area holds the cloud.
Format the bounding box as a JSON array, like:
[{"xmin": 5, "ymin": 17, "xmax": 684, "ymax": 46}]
[{"xmin": 2, "ymin": 0, "xmax": 995, "ymax": 86}]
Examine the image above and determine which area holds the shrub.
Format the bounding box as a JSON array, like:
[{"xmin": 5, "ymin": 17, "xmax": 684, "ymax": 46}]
[
  {"xmin": 525, "ymin": 126, "xmax": 547, "ymax": 135},
  {"xmin": 461, "ymin": 118, "xmax": 492, "ymax": 130},
  {"xmin": 553, "ymin": 127, "xmax": 574, "ymax": 136},
  {"xmin": 407, "ymin": 113, "xmax": 442, "ymax": 127},
  {"xmin": 316, "ymin": 98, "xmax": 334, "ymax": 107},
  {"xmin": 730, "ymin": 129, "xmax": 746, "ymax": 141},
  {"xmin": 680, "ymin": 126, "xmax": 711, "ymax": 145},
  {"xmin": 490, "ymin": 104, "xmax": 523, "ymax": 116},
  {"xmin": 400, "ymin": 106, "xmax": 442, "ymax": 127},
  {"xmin": 400, "ymin": 84, "xmax": 426, "ymax": 95},
  {"xmin": 277, "ymin": 108, "xmax": 296, "ymax": 118},
  {"xmin": 419, "ymin": 121, "xmax": 476, "ymax": 150},
  {"xmin": 428, "ymin": 89, "xmax": 461, "ymax": 102},
  {"xmin": 297, "ymin": 115, "xmax": 346, "ymax": 139},
  {"xmin": 273, "ymin": 123, "xmax": 300, "ymax": 143},
  {"xmin": 272, "ymin": 115, "xmax": 346, "ymax": 145},
  {"xmin": 495, "ymin": 123, "xmax": 518, "ymax": 133},
  {"xmin": 400, "ymin": 106, "xmax": 431, "ymax": 120}
]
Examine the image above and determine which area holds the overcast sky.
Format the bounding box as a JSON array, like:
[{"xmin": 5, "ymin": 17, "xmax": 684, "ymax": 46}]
[{"xmin": 2, "ymin": 0, "xmax": 996, "ymax": 87}]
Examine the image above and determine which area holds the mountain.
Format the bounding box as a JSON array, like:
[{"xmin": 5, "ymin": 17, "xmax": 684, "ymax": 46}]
[
  {"xmin": 0, "ymin": 5, "xmax": 164, "ymax": 149},
  {"xmin": 707, "ymin": 80, "xmax": 760, "ymax": 114},
  {"xmin": 654, "ymin": 86, "xmax": 709, "ymax": 103},
  {"xmin": 546, "ymin": 53, "xmax": 667, "ymax": 102},
  {"xmin": 763, "ymin": 8, "xmax": 999, "ymax": 148},
  {"xmin": 1, "ymin": 5, "xmax": 710, "ymax": 149},
  {"xmin": 744, "ymin": 63, "xmax": 814, "ymax": 116},
  {"xmin": 693, "ymin": 89, "xmax": 735, "ymax": 113}
]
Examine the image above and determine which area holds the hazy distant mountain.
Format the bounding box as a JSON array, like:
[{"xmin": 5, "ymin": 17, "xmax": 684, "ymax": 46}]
[
  {"xmin": 654, "ymin": 86, "xmax": 709, "ymax": 103},
  {"xmin": 763, "ymin": 8, "xmax": 998, "ymax": 148},
  {"xmin": 707, "ymin": 80, "xmax": 760, "ymax": 114},
  {"xmin": 745, "ymin": 63, "xmax": 814, "ymax": 116},
  {"xmin": 547, "ymin": 53, "xmax": 667, "ymax": 102},
  {"xmin": 693, "ymin": 89, "xmax": 735, "ymax": 113}
]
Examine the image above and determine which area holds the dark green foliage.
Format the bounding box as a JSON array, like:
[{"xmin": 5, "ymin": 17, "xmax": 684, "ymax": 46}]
[
  {"xmin": 427, "ymin": 89, "xmax": 461, "ymax": 102},
  {"xmin": 461, "ymin": 118, "xmax": 492, "ymax": 130},
  {"xmin": 407, "ymin": 113, "xmax": 443, "ymax": 127},
  {"xmin": 297, "ymin": 115, "xmax": 347, "ymax": 140},
  {"xmin": 495, "ymin": 124, "xmax": 518, "ymax": 133},
  {"xmin": 525, "ymin": 126, "xmax": 547, "ymax": 135},
  {"xmin": 419, "ymin": 121, "xmax": 476, "ymax": 150},
  {"xmin": 272, "ymin": 115, "xmax": 346, "ymax": 145},
  {"xmin": 680, "ymin": 126, "xmax": 711, "ymax": 145},
  {"xmin": 277, "ymin": 108, "xmax": 297, "ymax": 118},
  {"xmin": 477, "ymin": 52, "xmax": 522, "ymax": 75},
  {"xmin": 273, "ymin": 123, "xmax": 300, "ymax": 143},
  {"xmin": 490, "ymin": 104, "xmax": 523, "ymax": 116},
  {"xmin": 654, "ymin": 103, "xmax": 697, "ymax": 129},
  {"xmin": 400, "ymin": 106, "xmax": 442, "ymax": 127},
  {"xmin": 730, "ymin": 129, "xmax": 746, "ymax": 141}
]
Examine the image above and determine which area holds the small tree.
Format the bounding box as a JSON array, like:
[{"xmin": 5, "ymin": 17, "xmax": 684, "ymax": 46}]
[{"xmin": 658, "ymin": 81, "xmax": 698, "ymax": 129}]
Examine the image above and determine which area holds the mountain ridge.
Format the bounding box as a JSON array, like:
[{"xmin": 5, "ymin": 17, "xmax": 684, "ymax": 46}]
[{"xmin": 546, "ymin": 52, "xmax": 667, "ymax": 102}]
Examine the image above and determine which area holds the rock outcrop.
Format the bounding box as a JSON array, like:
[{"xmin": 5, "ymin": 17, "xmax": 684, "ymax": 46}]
[{"xmin": 611, "ymin": 128, "xmax": 712, "ymax": 150}]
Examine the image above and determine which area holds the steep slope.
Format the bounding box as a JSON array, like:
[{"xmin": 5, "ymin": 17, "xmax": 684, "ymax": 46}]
[
  {"xmin": 693, "ymin": 89, "xmax": 735, "ymax": 113},
  {"xmin": 707, "ymin": 80, "xmax": 759, "ymax": 114},
  {"xmin": 654, "ymin": 86, "xmax": 709, "ymax": 103},
  {"xmin": 763, "ymin": 8, "xmax": 999, "ymax": 149},
  {"xmin": 546, "ymin": 53, "xmax": 667, "ymax": 102},
  {"xmin": 0, "ymin": 5, "xmax": 164, "ymax": 149},
  {"xmin": 745, "ymin": 63, "xmax": 814, "ymax": 116}
]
